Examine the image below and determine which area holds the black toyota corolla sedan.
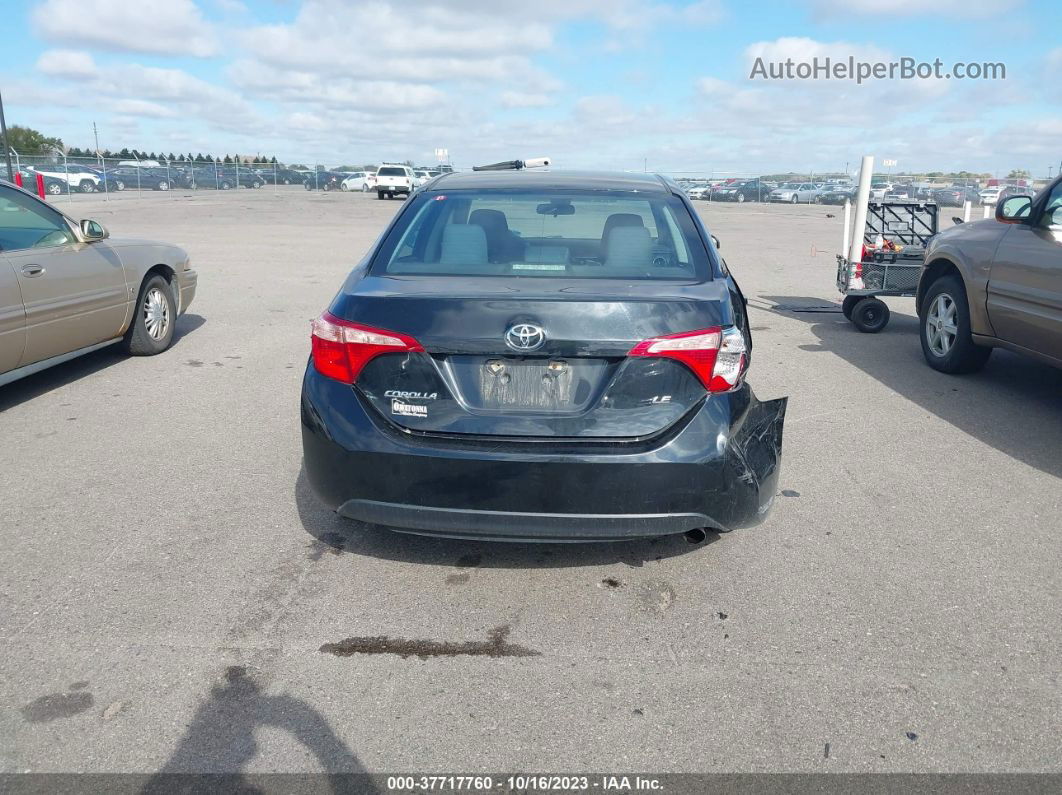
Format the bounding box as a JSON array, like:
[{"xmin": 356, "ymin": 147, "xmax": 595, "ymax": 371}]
[{"xmin": 301, "ymin": 168, "xmax": 787, "ymax": 541}]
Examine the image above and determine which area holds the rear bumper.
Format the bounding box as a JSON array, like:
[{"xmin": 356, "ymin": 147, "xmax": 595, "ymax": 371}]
[
  {"xmin": 301, "ymin": 366, "xmax": 787, "ymax": 541},
  {"xmin": 336, "ymin": 500, "xmax": 713, "ymax": 541}
]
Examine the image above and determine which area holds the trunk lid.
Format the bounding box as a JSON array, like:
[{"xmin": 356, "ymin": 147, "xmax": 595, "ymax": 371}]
[{"xmin": 333, "ymin": 275, "xmax": 732, "ymax": 439}]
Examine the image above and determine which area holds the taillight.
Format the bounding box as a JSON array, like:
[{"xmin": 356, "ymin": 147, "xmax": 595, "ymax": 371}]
[
  {"xmin": 310, "ymin": 311, "xmax": 423, "ymax": 384},
  {"xmin": 629, "ymin": 326, "xmax": 748, "ymax": 393}
]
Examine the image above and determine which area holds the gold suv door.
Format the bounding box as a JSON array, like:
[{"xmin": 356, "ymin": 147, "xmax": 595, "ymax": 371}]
[
  {"xmin": 987, "ymin": 183, "xmax": 1062, "ymax": 360},
  {"xmin": 0, "ymin": 185, "xmax": 128, "ymax": 368}
]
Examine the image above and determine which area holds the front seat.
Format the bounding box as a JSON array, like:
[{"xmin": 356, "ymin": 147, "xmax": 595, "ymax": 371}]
[
  {"xmin": 600, "ymin": 213, "xmax": 645, "ymax": 261},
  {"xmin": 469, "ymin": 208, "xmax": 524, "ymax": 263},
  {"xmin": 604, "ymin": 225, "xmax": 652, "ymax": 271},
  {"xmin": 439, "ymin": 224, "xmax": 489, "ymax": 267}
]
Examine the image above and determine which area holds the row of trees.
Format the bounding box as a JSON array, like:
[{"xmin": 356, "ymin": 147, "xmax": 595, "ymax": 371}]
[{"xmin": 64, "ymin": 146, "xmax": 282, "ymax": 165}]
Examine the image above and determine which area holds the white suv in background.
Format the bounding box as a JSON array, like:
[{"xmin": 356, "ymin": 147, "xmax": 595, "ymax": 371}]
[
  {"xmin": 374, "ymin": 164, "xmax": 414, "ymax": 199},
  {"xmin": 29, "ymin": 165, "xmax": 101, "ymax": 193}
]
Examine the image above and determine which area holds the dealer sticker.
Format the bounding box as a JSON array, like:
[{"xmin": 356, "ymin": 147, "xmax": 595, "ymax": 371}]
[{"xmin": 391, "ymin": 399, "xmax": 427, "ymax": 418}]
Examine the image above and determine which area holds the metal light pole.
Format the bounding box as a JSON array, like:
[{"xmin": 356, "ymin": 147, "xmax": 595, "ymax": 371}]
[{"xmin": 0, "ymin": 88, "xmax": 14, "ymax": 182}]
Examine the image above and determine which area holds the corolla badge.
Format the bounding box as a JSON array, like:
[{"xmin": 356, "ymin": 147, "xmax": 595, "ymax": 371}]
[{"xmin": 505, "ymin": 323, "xmax": 546, "ymax": 351}]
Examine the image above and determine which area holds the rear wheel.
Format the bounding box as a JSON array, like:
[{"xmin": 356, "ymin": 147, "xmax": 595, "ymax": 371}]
[
  {"xmin": 219, "ymin": 180, "xmax": 232, "ymax": 190},
  {"xmin": 850, "ymin": 297, "xmax": 890, "ymax": 333},
  {"xmin": 47, "ymin": 182, "xmax": 63, "ymax": 195},
  {"xmin": 123, "ymin": 275, "xmax": 176, "ymax": 355},
  {"xmin": 377, "ymin": 190, "xmax": 385, "ymax": 200},
  {"xmin": 919, "ymin": 275, "xmax": 992, "ymax": 373},
  {"xmin": 736, "ymin": 192, "xmax": 745, "ymax": 203},
  {"xmin": 79, "ymin": 180, "xmax": 96, "ymax": 193},
  {"xmin": 157, "ymin": 180, "xmax": 169, "ymax": 191},
  {"xmin": 305, "ymin": 181, "xmax": 314, "ymax": 191},
  {"xmin": 790, "ymin": 194, "xmax": 798, "ymax": 204},
  {"xmin": 362, "ymin": 183, "xmax": 370, "ymax": 192},
  {"xmin": 841, "ymin": 295, "xmax": 862, "ymax": 320}
]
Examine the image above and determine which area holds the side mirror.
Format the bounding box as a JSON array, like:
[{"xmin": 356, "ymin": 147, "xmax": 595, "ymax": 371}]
[
  {"xmin": 996, "ymin": 196, "xmax": 1032, "ymax": 224},
  {"xmin": 80, "ymin": 219, "xmax": 108, "ymax": 241},
  {"xmin": 711, "ymin": 234, "xmax": 721, "ymax": 250}
]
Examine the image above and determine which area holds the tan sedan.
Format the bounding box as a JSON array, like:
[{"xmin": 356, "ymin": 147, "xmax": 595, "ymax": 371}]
[{"xmin": 0, "ymin": 179, "xmax": 197, "ymax": 387}]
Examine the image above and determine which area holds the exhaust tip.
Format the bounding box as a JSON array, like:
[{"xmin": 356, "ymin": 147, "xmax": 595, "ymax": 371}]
[{"xmin": 684, "ymin": 528, "xmax": 708, "ymax": 545}]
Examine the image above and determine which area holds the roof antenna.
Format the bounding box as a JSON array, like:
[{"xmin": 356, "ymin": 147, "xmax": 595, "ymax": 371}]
[{"xmin": 472, "ymin": 157, "xmax": 551, "ymax": 171}]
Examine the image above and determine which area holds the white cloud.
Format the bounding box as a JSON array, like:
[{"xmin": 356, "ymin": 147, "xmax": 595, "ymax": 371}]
[
  {"xmin": 36, "ymin": 49, "xmax": 99, "ymax": 80},
  {"xmin": 499, "ymin": 91, "xmax": 554, "ymax": 108},
  {"xmin": 31, "ymin": 0, "xmax": 217, "ymax": 57}
]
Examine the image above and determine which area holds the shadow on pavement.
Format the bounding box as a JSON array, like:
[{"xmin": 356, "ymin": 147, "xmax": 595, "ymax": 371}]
[
  {"xmin": 144, "ymin": 664, "xmax": 374, "ymax": 791},
  {"xmin": 295, "ymin": 466, "xmax": 713, "ymax": 569},
  {"xmin": 757, "ymin": 295, "xmax": 1062, "ymax": 478},
  {"xmin": 0, "ymin": 313, "xmax": 205, "ymax": 412}
]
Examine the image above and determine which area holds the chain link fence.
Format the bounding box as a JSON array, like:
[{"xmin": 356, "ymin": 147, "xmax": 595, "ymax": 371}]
[
  {"xmin": 2, "ymin": 153, "xmax": 1049, "ymax": 208},
  {"xmin": 1, "ymin": 152, "xmax": 454, "ymax": 199}
]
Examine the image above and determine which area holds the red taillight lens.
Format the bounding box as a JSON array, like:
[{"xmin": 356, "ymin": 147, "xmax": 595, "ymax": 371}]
[
  {"xmin": 310, "ymin": 311, "xmax": 423, "ymax": 384},
  {"xmin": 629, "ymin": 326, "xmax": 748, "ymax": 393}
]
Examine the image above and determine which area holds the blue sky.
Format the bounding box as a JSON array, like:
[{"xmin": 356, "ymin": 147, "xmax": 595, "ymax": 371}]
[{"xmin": 1, "ymin": 0, "xmax": 1059, "ymax": 175}]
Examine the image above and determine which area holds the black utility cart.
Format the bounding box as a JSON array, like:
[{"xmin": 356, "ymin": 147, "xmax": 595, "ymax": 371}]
[{"xmin": 836, "ymin": 201, "xmax": 939, "ymax": 332}]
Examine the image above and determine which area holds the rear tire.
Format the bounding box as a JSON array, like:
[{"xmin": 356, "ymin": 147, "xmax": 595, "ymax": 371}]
[
  {"xmin": 790, "ymin": 194, "xmax": 798, "ymax": 204},
  {"xmin": 841, "ymin": 295, "xmax": 862, "ymax": 320},
  {"xmin": 157, "ymin": 180, "xmax": 169, "ymax": 191},
  {"xmin": 850, "ymin": 297, "xmax": 890, "ymax": 333},
  {"xmin": 123, "ymin": 275, "xmax": 176, "ymax": 356},
  {"xmin": 79, "ymin": 180, "xmax": 97, "ymax": 193},
  {"xmin": 736, "ymin": 192, "xmax": 746, "ymax": 203},
  {"xmin": 219, "ymin": 180, "xmax": 232, "ymax": 190},
  {"xmin": 47, "ymin": 182, "xmax": 63, "ymax": 195},
  {"xmin": 919, "ymin": 274, "xmax": 992, "ymax": 373}
]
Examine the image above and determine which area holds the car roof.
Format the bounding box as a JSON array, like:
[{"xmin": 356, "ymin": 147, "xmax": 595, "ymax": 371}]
[{"xmin": 428, "ymin": 169, "xmax": 672, "ymax": 194}]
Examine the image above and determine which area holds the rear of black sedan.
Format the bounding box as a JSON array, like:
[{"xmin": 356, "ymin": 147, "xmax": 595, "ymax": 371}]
[{"xmin": 301, "ymin": 169, "xmax": 787, "ymax": 541}]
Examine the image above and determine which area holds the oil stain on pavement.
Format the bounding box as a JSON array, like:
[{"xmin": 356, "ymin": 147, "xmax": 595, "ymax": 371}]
[
  {"xmin": 21, "ymin": 684, "xmax": 94, "ymax": 723},
  {"xmin": 320, "ymin": 624, "xmax": 540, "ymax": 660}
]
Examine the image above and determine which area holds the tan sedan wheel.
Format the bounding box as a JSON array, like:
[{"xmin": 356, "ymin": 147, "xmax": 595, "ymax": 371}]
[{"xmin": 123, "ymin": 275, "xmax": 176, "ymax": 355}]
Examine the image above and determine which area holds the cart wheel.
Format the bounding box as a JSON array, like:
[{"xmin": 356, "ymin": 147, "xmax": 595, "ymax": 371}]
[
  {"xmin": 841, "ymin": 295, "xmax": 863, "ymax": 320},
  {"xmin": 850, "ymin": 297, "xmax": 890, "ymax": 333}
]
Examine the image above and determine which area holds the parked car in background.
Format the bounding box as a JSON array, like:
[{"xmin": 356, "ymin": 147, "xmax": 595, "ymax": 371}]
[
  {"xmin": 819, "ymin": 185, "xmax": 856, "ymax": 205},
  {"xmin": 340, "ymin": 171, "xmax": 374, "ymax": 192},
  {"xmin": 374, "ymin": 164, "xmax": 414, "ymax": 199},
  {"xmin": 869, "ymin": 181, "xmax": 893, "ymax": 200},
  {"xmin": 769, "ymin": 182, "xmax": 821, "ymax": 203},
  {"xmin": 885, "ymin": 185, "xmax": 935, "ymax": 202},
  {"xmin": 259, "ymin": 167, "xmax": 310, "ymax": 185},
  {"xmin": 932, "ymin": 186, "xmax": 980, "ymax": 207},
  {"xmin": 107, "ymin": 166, "xmax": 178, "ymax": 192},
  {"xmin": 916, "ymin": 176, "xmax": 1060, "ymax": 373},
  {"xmin": 303, "ymin": 169, "xmax": 345, "ymax": 191},
  {"xmin": 0, "ymin": 179, "xmax": 197, "ymax": 386},
  {"xmin": 413, "ymin": 170, "xmax": 432, "ymax": 187},
  {"xmin": 979, "ymin": 185, "xmax": 1028, "ymax": 206},
  {"xmin": 712, "ymin": 179, "xmax": 772, "ymax": 203},
  {"xmin": 300, "ymin": 168, "xmax": 786, "ymax": 541},
  {"xmin": 83, "ymin": 166, "xmax": 127, "ymax": 193},
  {"xmin": 27, "ymin": 165, "xmax": 100, "ymax": 193},
  {"xmin": 6, "ymin": 167, "xmax": 69, "ymax": 196}
]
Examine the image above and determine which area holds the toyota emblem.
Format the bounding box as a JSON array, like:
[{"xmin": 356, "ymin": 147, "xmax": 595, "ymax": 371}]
[{"xmin": 505, "ymin": 323, "xmax": 546, "ymax": 351}]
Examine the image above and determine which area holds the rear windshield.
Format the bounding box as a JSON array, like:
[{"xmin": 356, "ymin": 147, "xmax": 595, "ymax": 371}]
[
  {"xmin": 372, "ymin": 190, "xmax": 710, "ymax": 280},
  {"xmin": 378, "ymin": 167, "xmax": 405, "ymax": 176}
]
